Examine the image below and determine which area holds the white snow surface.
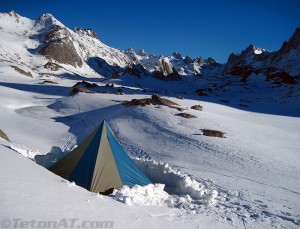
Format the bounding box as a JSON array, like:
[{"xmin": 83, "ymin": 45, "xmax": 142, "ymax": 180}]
[{"xmin": 1, "ymin": 62, "xmax": 300, "ymax": 228}]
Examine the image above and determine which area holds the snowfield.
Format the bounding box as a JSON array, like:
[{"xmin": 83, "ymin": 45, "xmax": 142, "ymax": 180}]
[{"xmin": 1, "ymin": 62, "xmax": 300, "ymax": 228}]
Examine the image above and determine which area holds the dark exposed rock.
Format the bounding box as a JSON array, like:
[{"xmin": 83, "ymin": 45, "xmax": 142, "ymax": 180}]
[
  {"xmin": 0, "ymin": 129, "xmax": 10, "ymax": 142},
  {"xmin": 172, "ymin": 52, "xmax": 183, "ymax": 59},
  {"xmin": 229, "ymin": 66, "xmax": 253, "ymax": 82},
  {"xmin": 176, "ymin": 113, "xmax": 197, "ymax": 119},
  {"xmin": 176, "ymin": 96, "xmax": 184, "ymax": 99},
  {"xmin": 73, "ymin": 27, "xmax": 99, "ymax": 39},
  {"xmin": 184, "ymin": 55, "xmax": 194, "ymax": 64},
  {"xmin": 158, "ymin": 57, "xmax": 174, "ymax": 75},
  {"xmin": 123, "ymin": 64, "xmax": 145, "ymax": 78},
  {"xmin": 266, "ymin": 71, "xmax": 297, "ymax": 84},
  {"xmin": 69, "ymin": 87, "xmax": 95, "ymax": 95},
  {"xmin": 72, "ymin": 80, "xmax": 98, "ymax": 88},
  {"xmin": 195, "ymin": 56, "xmax": 205, "ymax": 65},
  {"xmin": 8, "ymin": 11, "xmax": 19, "ymax": 23},
  {"xmin": 272, "ymin": 27, "xmax": 300, "ymax": 61},
  {"xmin": 44, "ymin": 62, "xmax": 61, "ymax": 71},
  {"xmin": 104, "ymin": 83, "xmax": 115, "ymax": 88},
  {"xmin": 191, "ymin": 105, "xmax": 203, "ymax": 111},
  {"xmin": 87, "ymin": 56, "xmax": 122, "ymax": 77},
  {"xmin": 123, "ymin": 94, "xmax": 178, "ymax": 108},
  {"xmin": 201, "ymin": 129, "xmax": 225, "ymax": 138},
  {"xmin": 10, "ymin": 65, "xmax": 32, "ymax": 77},
  {"xmin": 40, "ymin": 41, "xmax": 82, "ymax": 67},
  {"xmin": 152, "ymin": 70, "xmax": 181, "ymax": 81},
  {"xmin": 223, "ymin": 28, "xmax": 300, "ymax": 84},
  {"xmin": 206, "ymin": 57, "xmax": 220, "ymax": 67},
  {"xmin": 152, "ymin": 58, "xmax": 181, "ymax": 81},
  {"xmin": 42, "ymin": 80, "xmax": 58, "ymax": 84},
  {"xmin": 151, "ymin": 94, "xmax": 178, "ymax": 106},
  {"xmin": 224, "ymin": 53, "xmax": 239, "ymax": 72},
  {"xmin": 40, "ymin": 26, "xmax": 82, "ymax": 67},
  {"xmin": 123, "ymin": 98, "xmax": 152, "ymax": 107}
]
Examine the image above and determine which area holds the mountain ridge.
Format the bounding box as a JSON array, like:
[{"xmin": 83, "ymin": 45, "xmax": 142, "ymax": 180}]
[
  {"xmin": 0, "ymin": 10, "xmax": 300, "ymax": 117},
  {"xmin": 0, "ymin": 11, "xmax": 299, "ymax": 84}
]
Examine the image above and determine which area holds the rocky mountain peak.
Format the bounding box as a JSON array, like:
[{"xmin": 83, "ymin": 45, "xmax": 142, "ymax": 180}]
[
  {"xmin": 194, "ymin": 56, "xmax": 205, "ymax": 65},
  {"xmin": 172, "ymin": 52, "xmax": 183, "ymax": 59},
  {"xmin": 207, "ymin": 57, "xmax": 219, "ymax": 66},
  {"xmin": 240, "ymin": 44, "xmax": 265, "ymax": 59},
  {"xmin": 126, "ymin": 47, "xmax": 135, "ymax": 54},
  {"xmin": 276, "ymin": 27, "xmax": 300, "ymax": 56},
  {"xmin": 137, "ymin": 49, "xmax": 147, "ymax": 56},
  {"xmin": 73, "ymin": 27, "xmax": 99, "ymax": 39},
  {"xmin": 35, "ymin": 13, "xmax": 64, "ymax": 32},
  {"xmin": 184, "ymin": 55, "xmax": 194, "ymax": 64},
  {"xmin": 153, "ymin": 57, "xmax": 181, "ymax": 81},
  {"xmin": 7, "ymin": 10, "xmax": 19, "ymax": 18},
  {"xmin": 0, "ymin": 11, "xmax": 21, "ymax": 23}
]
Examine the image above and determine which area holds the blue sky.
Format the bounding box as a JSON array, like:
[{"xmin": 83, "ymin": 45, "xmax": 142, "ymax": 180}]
[{"xmin": 1, "ymin": 0, "xmax": 299, "ymax": 63}]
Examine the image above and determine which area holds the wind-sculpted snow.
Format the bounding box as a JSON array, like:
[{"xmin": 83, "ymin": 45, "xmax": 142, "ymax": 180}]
[{"xmin": 113, "ymin": 158, "xmax": 218, "ymax": 211}]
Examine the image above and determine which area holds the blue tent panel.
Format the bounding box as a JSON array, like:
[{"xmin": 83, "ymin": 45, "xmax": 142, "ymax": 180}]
[
  {"xmin": 105, "ymin": 123, "xmax": 152, "ymax": 187},
  {"xmin": 68, "ymin": 122, "xmax": 104, "ymax": 189}
]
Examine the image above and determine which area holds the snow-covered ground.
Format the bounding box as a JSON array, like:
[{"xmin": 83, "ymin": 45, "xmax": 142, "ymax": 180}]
[{"xmin": 1, "ymin": 60, "xmax": 300, "ymax": 228}]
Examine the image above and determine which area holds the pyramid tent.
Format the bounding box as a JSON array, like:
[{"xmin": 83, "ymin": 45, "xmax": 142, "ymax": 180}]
[{"xmin": 49, "ymin": 120, "xmax": 151, "ymax": 193}]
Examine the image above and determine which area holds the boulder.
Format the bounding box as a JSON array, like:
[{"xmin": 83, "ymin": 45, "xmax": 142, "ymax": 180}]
[
  {"xmin": 0, "ymin": 129, "xmax": 10, "ymax": 142},
  {"xmin": 201, "ymin": 129, "xmax": 225, "ymax": 138},
  {"xmin": 191, "ymin": 105, "xmax": 203, "ymax": 111},
  {"xmin": 176, "ymin": 113, "xmax": 197, "ymax": 119}
]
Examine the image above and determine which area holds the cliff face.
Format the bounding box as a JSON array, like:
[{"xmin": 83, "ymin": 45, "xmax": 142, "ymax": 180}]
[
  {"xmin": 224, "ymin": 28, "xmax": 300, "ymax": 84},
  {"xmin": 40, "ymin": 25, "xmax": 83, "ymax": 67}
]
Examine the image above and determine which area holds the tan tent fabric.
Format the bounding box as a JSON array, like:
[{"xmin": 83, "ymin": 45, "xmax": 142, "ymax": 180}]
[
  {"xmin": 49, "ymin": 120, "xmax": 151, "ymax": 194},
  {"xmin": 49, "ymin": 126, "xmax": 100, "ymax": 179},
  {"xmin": 90, "ymin": 125, "xmax": 122, "ymax": 192}
]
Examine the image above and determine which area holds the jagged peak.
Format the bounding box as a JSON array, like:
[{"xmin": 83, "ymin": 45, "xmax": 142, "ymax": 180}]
[
  {"xmin": 243, "ymin": 44, "xmax": 267, "ymax": 55},
  {"xmin": 207, "ymin": 57, "xmax": 217, "ymax": 62},
  {"xmin": 276, "ymin": 27, "xmax": 300, "ymax": 57},
  {"xmin": 38, "ymin": 13, "xmax": 57, "ymax": 22},
  {"xmin": 206, "ymin": 57, "xmax": 220, "ymax": 66},
  {"xmin": 126, "ymin": 47, "xmax": 135, "ymax": 53},
  {"xmin": 6, "ymin": 10, "xmax": 20, "ymax": 18},
  {"xmin": 73, "ymin": 27, "xmax": 99, "ymax": 39},
  {"xmin": 137, "ymin": 49, "xmax": 147, "ymax": 56},
  {"xmin": 35, "ymin": 13, "xmax": 64, "ymax": 30},
  {"xmin": 172, "ymin": 51, "xmax": 183, "ymax": 59},
  {"xmin": 0, "ymin": 11, "xmax": 27, "ymax": 23},
  {"xmin": 184, "ymin": 55, "xmax": 194, "ymax": 64}
]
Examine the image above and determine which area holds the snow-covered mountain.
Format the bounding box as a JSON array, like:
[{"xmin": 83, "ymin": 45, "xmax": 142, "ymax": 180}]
[
  {"xmin": 1, "ymin": 11, "xmax": 299, "ymax": 83},
  {"xmin": 1, "ymin": 11, "xmax": 299, "ymax": 107},
  {"xmin": 1, "ymin": 11, "xmax": 300, "ymax": 229}
]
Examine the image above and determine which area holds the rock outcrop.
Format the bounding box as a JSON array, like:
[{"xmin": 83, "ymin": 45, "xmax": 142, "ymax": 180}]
[
  {"xmin": 152, "ymin": 57, "xmax": 181, "ymax": 81},
  {"xmin": 40, "ymin": 25, "xmax": 82, "ymax": 67},
  {"xmin": 224, "ymin": 28, "xmax": 300, "ymax": 84}
]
